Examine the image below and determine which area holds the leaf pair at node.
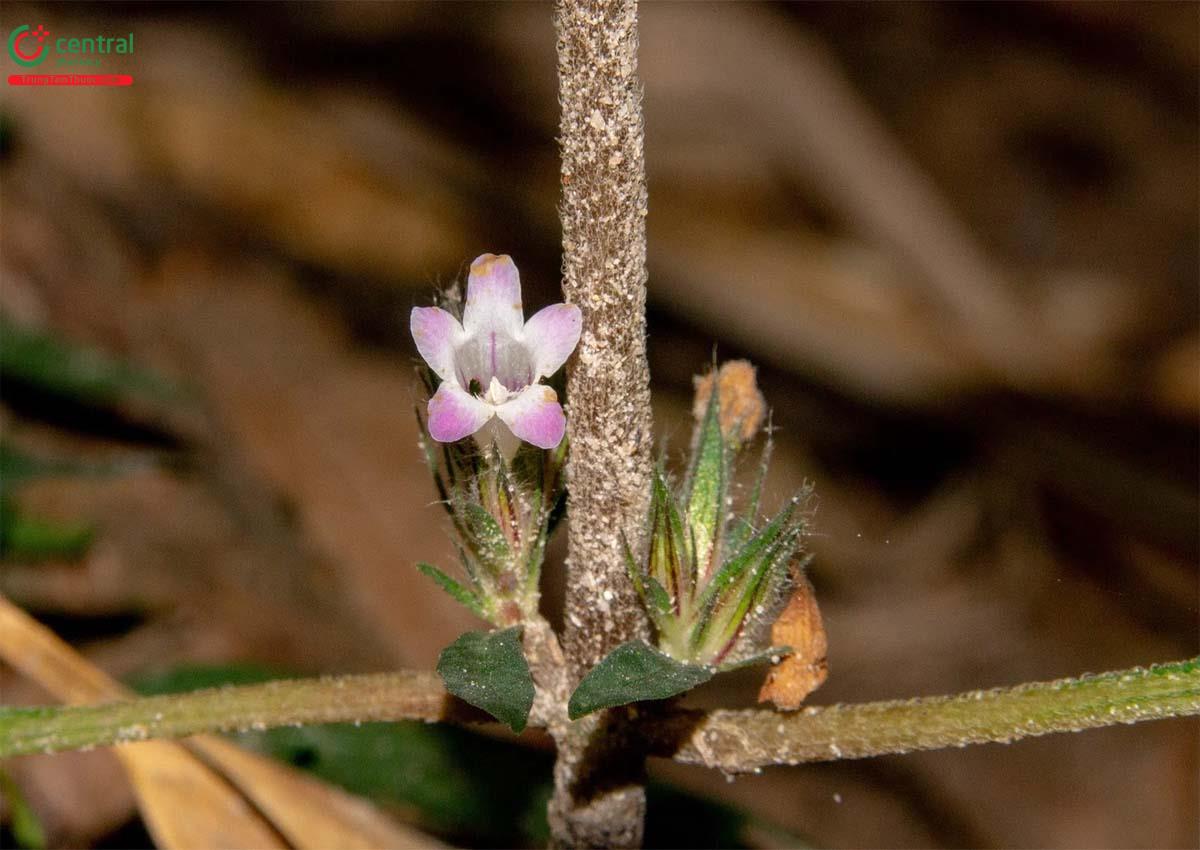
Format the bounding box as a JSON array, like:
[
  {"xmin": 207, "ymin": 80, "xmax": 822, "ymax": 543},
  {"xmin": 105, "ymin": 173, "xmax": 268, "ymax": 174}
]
[{"xmin": 437, "ymin": 627, "xmax": 535, "ymax": 733}]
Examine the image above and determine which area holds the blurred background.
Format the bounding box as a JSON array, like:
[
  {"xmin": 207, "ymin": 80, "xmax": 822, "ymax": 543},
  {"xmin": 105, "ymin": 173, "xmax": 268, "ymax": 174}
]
[{"xmin": 0, "ymin": 2, "xmax": 1196, "ymax": 848}]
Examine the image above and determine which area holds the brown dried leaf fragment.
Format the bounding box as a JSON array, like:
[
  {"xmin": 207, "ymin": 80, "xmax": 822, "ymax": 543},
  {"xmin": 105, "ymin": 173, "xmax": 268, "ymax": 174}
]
[
  {"xmin": 693, "ymin": 360, "xmax": 767, "ymax": 447},
  {"xmin": 758, "ymin": 574, "xmax": 828, "ymax": 710},
  {"xmin": 0, "ymin": 594, "xmax": 440, "ymax": 850}
]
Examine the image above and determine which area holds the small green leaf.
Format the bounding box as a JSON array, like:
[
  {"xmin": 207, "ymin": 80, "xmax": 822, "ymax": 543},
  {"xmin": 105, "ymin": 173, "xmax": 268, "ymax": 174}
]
[
  {"xmin": 436, "ymin": 628, "xmax": 534, "ymax": 732},
  {"xmin": 0, "ymin": 500, "xmax": 93, "ymax": 560},
  {"xmin": 0, "ymin": 442, "xmax": 148, "ymax": 503},
  {"xmin": 0, "ymin": 315, "xmax": 179, "ymax": 405},
  {"xmin": 0, "ymin": 443, "xmax": 91, "ymax": 492},
  {"xmin": 0, "ymin": 768, "xmax": 46, "ymax": 849},
  {"xmin": 416, "ymin": 563, "xmax": 486, "ymax": 618},
  {"xmin": 568, "ymin": 640, "xmax": 713, "ymax": 719}
]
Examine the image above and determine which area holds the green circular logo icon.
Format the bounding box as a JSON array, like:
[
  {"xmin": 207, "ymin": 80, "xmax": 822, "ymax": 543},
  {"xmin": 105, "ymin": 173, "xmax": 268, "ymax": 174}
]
[{"xmin": 9, "ymin": 25, "xmax": 50, "ymax": 67}]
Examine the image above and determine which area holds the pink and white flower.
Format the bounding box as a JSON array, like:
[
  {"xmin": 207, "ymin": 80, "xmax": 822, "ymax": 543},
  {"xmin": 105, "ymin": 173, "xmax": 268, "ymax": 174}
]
[{"xmin": 411, "ymin": 254, "xmax": 581, "ymax": 450}]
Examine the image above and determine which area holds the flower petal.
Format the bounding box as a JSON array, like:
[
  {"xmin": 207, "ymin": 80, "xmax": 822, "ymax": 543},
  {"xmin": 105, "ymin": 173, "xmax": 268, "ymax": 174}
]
[
  {"xmin": 523, "ymin": 303, "xmax": 582, "ymax": 379},
  {"xmin": 410, "ymin": 306, "xmax": 464, "ymax": 381},
  {"xmin": 427, "ymin": 382, "xmax": 493, "ymax": 443},
  {"xmin": 496, "ymin": 384, "xmax": 566, "ymax": 449},
  {"xmin": 463, "ymin": 254, "xmax": 524, "ymax": 337}
]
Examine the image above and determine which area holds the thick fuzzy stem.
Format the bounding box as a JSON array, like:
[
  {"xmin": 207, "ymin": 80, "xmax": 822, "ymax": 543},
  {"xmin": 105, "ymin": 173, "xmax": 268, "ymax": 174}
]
[
  {"xmin": 556, "ymin": 0, "xmax": 653, "ymax": 672},
  {"xmin": 553, "ymin": 0, "xmax": 654, "ymax": 843}
]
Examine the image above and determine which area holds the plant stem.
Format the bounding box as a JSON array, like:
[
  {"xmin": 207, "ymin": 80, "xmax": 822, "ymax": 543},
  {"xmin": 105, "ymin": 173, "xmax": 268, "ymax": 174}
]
[
  {"xmin": 556, "ymin": 0, "xmax": 654, "ymax": 674},
  {"xmin": 2, "ymin": 659, "xmax": 1195, "ymax": 768},
  {"xmin": 0, "ymin": 672, "xmax": 476, "ymax": 758},
  {"xmin": 553, "ymin": 0, "xmax": 655, "ymax": 843},
  {"xmin": 647, "ymin": 657, "xmax": 1200, "ymax": 771}
]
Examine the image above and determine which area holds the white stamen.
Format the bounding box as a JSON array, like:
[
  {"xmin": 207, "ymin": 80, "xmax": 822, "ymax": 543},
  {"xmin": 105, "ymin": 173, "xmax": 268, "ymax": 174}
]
[{"xmin": 485, "ymin": 376, "xmax": 511, "ymax": 406}]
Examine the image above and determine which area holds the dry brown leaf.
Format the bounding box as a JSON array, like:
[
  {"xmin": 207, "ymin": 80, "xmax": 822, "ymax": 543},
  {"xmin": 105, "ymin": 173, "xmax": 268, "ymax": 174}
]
[
  {"xmin": 692, "ymin": 360, "xmax": 767, "ymax": 446},
  {"xmin": 189, "ymin": 737, "xmax": 443, "ymax": 850},
  {"xmin": 118, "ymin": 740, "xmax": 287, "ymax": 849},
  {"xmin": 0, "ymin": 594, "xmax": 440, "ymax": 849},
  {"xmin": 758, "ymin": 574, "xmax": 828, "ymax": 711}
]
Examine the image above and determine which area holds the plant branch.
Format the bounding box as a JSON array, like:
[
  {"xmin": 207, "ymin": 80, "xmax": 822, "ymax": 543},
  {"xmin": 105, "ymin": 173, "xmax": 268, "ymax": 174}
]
[
  {"xmin": 552, "ymin": 0, "xmax": 655, "ymax": 843},
  {"xmin": 556, "ymin": 0, "xmax": 654, "ymax": 676},
  {"xmin": 2, "ymin": 658, "xmax": 1195, "ymax": 768},
  {"xmin": 0, "ymin": 671, "xmax": 478, "ymax": 758},
  {"xmin": 646, "ymin": 657, "xmax": 1200, "ymax": 771}
]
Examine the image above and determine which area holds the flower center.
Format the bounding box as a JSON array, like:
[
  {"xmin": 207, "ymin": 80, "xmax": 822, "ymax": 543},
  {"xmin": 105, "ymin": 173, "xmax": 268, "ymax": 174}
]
[{"xmin": 455, "ymin": 331, "xmax": 533, "ymax": 397}]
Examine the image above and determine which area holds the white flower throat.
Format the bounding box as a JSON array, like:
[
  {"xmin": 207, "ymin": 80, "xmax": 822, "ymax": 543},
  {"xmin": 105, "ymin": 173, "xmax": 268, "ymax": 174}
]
[{"xmin": 454, "ymin": 332, "xmax": 534, "ymax": 397}]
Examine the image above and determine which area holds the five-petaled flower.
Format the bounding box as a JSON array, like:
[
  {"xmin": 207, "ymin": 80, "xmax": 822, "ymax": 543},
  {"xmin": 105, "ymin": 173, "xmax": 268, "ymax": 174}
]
[{"xmin": 411, "ymin": 254, "xmax": 582, "ymax": 450}]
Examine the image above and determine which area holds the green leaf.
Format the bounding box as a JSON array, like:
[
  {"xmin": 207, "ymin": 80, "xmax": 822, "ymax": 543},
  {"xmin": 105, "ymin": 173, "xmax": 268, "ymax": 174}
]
[
  {"xmin": 416, "ymin": 562, "xmax": 486, "ymax": 618},
  {"xmin": 0, "ymin": 443, "xmax": 87, "ymax": 491},
  {"xmin": 0, "ymin": 500, "xmax": 93, "ymax": 560},
  {"xmin": 0, "ymin": 315, "xmax": 179, "ymax": 405},
  {"xmin": 436, "ymin": 628, "xmax": 534, "ymax": 732},
  {"xmin": 0, "ymin": 442, "xmax": 142, "ymax": 503},
  {"xmin": 243, "ymin": 720, "xmax": 554, "ymax": 846},
  {"xmin": 0, "ymin": 768, "xmax": 46, "ymax": 849},
  {"xmin": 239, "ymin": 717, "xmax": 785, "ymax": 848},
  {"xmin": 568, "ymin": 640, "xmax": 713, "ymax": 719}
]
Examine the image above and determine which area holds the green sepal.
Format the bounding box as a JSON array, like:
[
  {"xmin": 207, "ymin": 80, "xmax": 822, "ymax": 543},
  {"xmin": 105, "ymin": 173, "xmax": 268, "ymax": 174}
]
[
  {"xmin": 644, "ymin": 575, "xmax": 674, "ymax": 617},
  {"xmin": 436, "ymin": 627, "xmax": 535, "ymax": 733},
  {"xmin": 492, "ymin": 458, "xmax": 521, "ymax": 548},
  {"xmin": 460, "ymin": 501, "xmax": 512, "ymax": 573},
  {"xmin": 567, "ymin": 639, "xmax": 714, "ymax": 719},
  {"xmin": 683, "ymin": 389, "xmax": 727, "ymax": 575},
  {"xmin": 692, "ymin": 520, "xmax": 801, "ymax": 658},
  {"xmin": 712, "ymin": 528, "xmax": 800, "ymax": 654},
  {"xmin": 725, "ymin": 434, "xmax": 774, "ymax": 554},
  {"xmin": 648, "ymin": 471, "xmax": 690, "ymax": 610},
  {"xmin": 692, "ymin": 498, "xmax": 800, "ymax": 628},
  {"xmin": 416, "ymin": 562, "xmax": 487, "ymax": 618},
  {"xmin": 716, "ymin": 645, "xmax": 793, "ymax": 673}
]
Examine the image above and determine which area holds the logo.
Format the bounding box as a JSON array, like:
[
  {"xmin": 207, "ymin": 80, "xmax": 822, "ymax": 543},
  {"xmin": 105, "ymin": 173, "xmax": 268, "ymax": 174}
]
[
  {"xmin": 7, "ymin": 22, "xmax": 135, "ymax": 85},
  {"xmin": 8, "ymin": 24, "xmax": 49, "ymax": 67}
]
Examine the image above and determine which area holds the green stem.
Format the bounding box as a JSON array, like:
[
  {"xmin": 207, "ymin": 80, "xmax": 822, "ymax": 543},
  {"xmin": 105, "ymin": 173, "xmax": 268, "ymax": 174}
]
[
  {"xmin": 649, "ymin": 657, "xmax": 1200, "ymax": 771},
  {"xmin": 3, "ymin": 659, "xmax": 1196, "ymax": 767},
  {"xmin": 0, "ymin": 671, "xmax": 476, "ymax": 758}
]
